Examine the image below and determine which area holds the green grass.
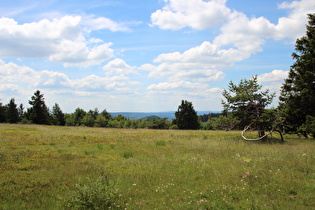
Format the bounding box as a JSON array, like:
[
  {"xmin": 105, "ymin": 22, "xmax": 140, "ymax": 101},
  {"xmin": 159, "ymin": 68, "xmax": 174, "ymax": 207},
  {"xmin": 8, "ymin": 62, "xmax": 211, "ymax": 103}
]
[{"xmin": 0, "ymin": 124, "xmax": 314, "ymax": 209}]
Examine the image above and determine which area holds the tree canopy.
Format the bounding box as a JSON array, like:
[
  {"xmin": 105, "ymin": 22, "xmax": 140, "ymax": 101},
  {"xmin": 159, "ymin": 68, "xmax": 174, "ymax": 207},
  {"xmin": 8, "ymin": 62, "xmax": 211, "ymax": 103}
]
[{"xmin": 279, "ymin": 14, "xmax": 315, "ymax": 137}]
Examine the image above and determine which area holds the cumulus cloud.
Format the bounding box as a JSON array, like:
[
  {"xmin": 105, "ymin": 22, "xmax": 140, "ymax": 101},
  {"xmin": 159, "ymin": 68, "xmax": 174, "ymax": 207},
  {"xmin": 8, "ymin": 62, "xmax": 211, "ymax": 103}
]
[
  {"xmin": 102, "ymin": 58, "xmax": 139, "ymax": 75},
  {"xmin": 0, "ymin": 15, "xmax": 129, "ymax": 67},
  {"xmin": 151, "ymin": 0, "xmax": 230, "ymax": 30},
  {"xmin": 147, "ymin": 81, "xmax": 208, "ymax": 90},
  {"xmin": 258, "ymin": 69, "xmax": 289, "ymax": 83},
  {"xmin": 83, "ymin": 15, "xmax": 131, "ymax": 32},
  {"xmin": 0, "ymin": 60, "xmax": 140, "ymax": 94},
  {"xmin": 148, "ymin": 0, "xmax": 314, "ymax": 85}
]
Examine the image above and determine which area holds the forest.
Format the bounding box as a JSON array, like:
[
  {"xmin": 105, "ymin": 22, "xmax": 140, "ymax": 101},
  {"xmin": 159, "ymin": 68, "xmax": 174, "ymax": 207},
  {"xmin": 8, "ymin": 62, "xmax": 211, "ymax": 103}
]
[{"xmin": 0, "ymin": 14, "xmax": 315, "ymax": 138}]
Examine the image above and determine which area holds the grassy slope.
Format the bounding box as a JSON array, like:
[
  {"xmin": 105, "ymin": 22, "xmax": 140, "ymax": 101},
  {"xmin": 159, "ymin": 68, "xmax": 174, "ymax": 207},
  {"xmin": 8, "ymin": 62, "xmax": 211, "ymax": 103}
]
[{"xmin": 0, "ymin": 124, "xmax": 314, "ymax": 209}]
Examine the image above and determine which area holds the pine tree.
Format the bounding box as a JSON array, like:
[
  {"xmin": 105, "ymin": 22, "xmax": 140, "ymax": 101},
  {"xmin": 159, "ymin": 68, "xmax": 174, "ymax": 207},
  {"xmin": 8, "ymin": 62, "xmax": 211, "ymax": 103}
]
[
  {"xmin": 279, "ymin": 14, "xmax": 315, "ymax": 137},
  {"xmin": 174, "ymin": 100, "xmax": 200, "ymax": 130},
  {"xmin": 52, "ymin": 103, "xmax": 65, "ymax": 126},
  {"xmin": 27, "ymin": 90, "xmax": 50, "ymax": 124},
  {"xmin": 222, "ymin": 75, "xmax": 275, "ymax": 130},
  {"xmin": 6, "ymin": 98, "xmax": 19, "ymax": 123}
]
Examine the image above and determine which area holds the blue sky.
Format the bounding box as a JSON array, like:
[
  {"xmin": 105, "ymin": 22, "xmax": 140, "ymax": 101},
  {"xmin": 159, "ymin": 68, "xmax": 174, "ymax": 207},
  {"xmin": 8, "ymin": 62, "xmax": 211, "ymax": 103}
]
[{"xmin": 0, "ymin": 0, "xmax": 314, "ymax": 112}]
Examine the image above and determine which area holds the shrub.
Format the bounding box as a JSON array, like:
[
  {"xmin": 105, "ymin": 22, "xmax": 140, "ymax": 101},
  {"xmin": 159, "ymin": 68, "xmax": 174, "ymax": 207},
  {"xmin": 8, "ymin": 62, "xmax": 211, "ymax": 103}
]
[
  {"xmin": 155, "ymin": 140, "xmax": 166, "ymax": 146},
  {"xmin": 121, "ymin": 151, "xmax": 134, "ymax": 159},
  {"xmin": 63, "ymin": 175, "xmax": 119, "ymax": 209}
]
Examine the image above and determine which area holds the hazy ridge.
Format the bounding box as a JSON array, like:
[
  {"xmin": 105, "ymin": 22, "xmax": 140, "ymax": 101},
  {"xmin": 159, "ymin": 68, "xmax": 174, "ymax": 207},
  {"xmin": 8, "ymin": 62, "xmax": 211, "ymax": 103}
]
[{"xmin": 110, "ymin": 111, "xmax": 220, "ymax": 120}]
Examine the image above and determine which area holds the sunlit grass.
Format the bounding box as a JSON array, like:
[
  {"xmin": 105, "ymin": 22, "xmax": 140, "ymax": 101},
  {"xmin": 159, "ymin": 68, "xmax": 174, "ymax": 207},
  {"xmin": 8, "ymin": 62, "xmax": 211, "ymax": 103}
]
[{"xmin": 0, "ymin": 124, "xmax": 314, "ymax": 209}]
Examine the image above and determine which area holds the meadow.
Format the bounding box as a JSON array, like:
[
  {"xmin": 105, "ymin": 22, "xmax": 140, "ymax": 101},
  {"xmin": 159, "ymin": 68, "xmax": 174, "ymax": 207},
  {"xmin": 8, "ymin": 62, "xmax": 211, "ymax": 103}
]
[{"xmin": 0, "ymin": 124, "xmax": 314, "ymax": 209}]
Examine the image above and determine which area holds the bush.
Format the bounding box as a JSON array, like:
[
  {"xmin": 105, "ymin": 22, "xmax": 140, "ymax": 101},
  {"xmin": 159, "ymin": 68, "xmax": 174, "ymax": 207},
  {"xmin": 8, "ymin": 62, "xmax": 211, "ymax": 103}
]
[{"xmin": 63, "ymin": 175, "xmax": 119, "ymax": 209}]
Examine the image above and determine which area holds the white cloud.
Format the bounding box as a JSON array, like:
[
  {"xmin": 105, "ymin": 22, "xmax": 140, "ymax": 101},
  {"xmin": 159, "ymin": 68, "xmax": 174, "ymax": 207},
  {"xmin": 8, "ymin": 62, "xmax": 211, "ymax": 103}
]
[
  {"xmin": 0, "ymin": 60, "xmax": 140, "ymax": 94},
  {"xmin": 148, "ymin": 0, "xmax": 314, "ymax": 86},
  {"xmin": 258, "ymin": 70, "xmax": 289, "ymax": 83},
  {"xmin": 147, "ymin": 81, "xmax": 208, "ymax": 90},
  {"xmin": 102, "ymin": 58, "xmax": 138, "ymax": 75},
  {"xmin": 83, "ymin": 15, "xmax": 131, "ymax": 32},
  {"xmin": 0, "ymin": 15, "xmax": 126, "ymax": 67},
  {"xmin": 50, "ymin": 41, "xmax": 114, "ymax": 67},
  {"xmin": 151, "ymin": 0, "xmax": 231, "ymax": 30}
]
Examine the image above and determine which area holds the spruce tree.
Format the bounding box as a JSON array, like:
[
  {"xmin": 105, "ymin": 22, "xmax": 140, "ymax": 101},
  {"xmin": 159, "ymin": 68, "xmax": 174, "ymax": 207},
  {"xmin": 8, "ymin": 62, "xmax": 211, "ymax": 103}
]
[
  {"xmin": 27, "ymin": 90, "xmax": 50, "ymax": 124},
  {"xmin": 174, "ymin": 100, "xmax": 200, "ymax": 130},
  {"xmin": 52, "ymin": 103, "xmax": 65, "ymax": 126},
  {"xmin": 279, "ymin": 14, "xmax": 315, "ymax": 137},
  {"xmin": 6, "ymin": 98, "xmax": 19, "ymax": 123}
]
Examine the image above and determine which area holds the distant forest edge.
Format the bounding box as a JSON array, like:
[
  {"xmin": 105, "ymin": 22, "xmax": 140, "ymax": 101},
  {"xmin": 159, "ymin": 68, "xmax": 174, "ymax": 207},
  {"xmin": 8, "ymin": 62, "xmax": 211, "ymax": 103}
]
[
  {"xmin": 110, "ymin": 111, "xmax": 220, "ymax": 120},
  {"xmin": 0, "ymin": 91, "xmax": 218, "ymax": 130}
]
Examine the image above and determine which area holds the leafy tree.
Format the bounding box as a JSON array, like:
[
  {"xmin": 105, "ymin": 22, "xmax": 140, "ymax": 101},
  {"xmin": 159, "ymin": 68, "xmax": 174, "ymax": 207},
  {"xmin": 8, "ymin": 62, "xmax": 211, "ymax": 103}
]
[
  {"xmin": 174, "ymin": 100, "xmax": 200, "ymax": 130},
  {"xmin": 82, "ymin": 115, "xmax": 95, "ymax": 127},
  {"xmin": 73, "ymin": 108, "xmax": 86, "ymax": 126},
  {"xmin": 222, "ymin": 76, "xmax": 275, "ymax": 132},
  {"xmin": 279, "ymin": 14, "xmax": 315, "ymax": 137},
  {"xmin": 6, "ymin": 98, "xmax": 19, "ymax": 123},
  {"xmin": 95, "ymin": 115, "xmax": 109, "ymax": 127},
  {"xmin": 51, "ymin": 103, "xmax": 65, "ymax": 126},
  {"xmin": 27, "ymin": 90, "xmax": 50, "ymax": 124}
]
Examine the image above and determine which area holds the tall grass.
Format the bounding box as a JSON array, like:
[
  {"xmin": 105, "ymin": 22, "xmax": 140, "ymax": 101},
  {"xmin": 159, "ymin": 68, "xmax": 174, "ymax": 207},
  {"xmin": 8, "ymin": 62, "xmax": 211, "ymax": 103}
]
[{"xmin": 0, "ymin": 124, "xmax": 314, "ymax": 209}]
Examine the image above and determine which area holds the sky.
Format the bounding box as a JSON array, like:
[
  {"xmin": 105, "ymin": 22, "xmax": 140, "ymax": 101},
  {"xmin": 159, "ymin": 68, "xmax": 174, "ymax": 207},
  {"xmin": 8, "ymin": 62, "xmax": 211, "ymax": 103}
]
[{"xmin": 0, "ymin": 0, "xmax": 314, "ymax": 113}]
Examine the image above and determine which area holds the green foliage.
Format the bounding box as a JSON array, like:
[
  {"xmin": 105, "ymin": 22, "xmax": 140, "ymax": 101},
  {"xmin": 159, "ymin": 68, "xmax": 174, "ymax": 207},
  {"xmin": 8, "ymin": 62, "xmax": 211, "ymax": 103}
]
[
  {"xmin": 27, "ymin": 90, "xmax": 51, "ymax": 124},
  {"xmin": 205, "ymin": 115, "xmax": 240, "ymax": 130},
  {"xmin": 0, "ymin": 101, "xmax": 7, "ymax": 123},
  {"xmin": 51, "ymin": 103, "xmax": 65, "ymax": 126},
  {"xmin": 82, "ymin": 115, "xmax": 95, "ymax": 127},
  {"xmin": 174, "ymin": 100, "xmax": 200, "ymax": 130},
  {"xmin": 94, "ymin": 115, "xmax": 109, "ymax": 127},
  {"xmin": 64, "ymin": 175, "xmax": 119, "ymax": 209},
  {"xmin": 6, "ymin": 98, "xmax": 19, "ymax": 123},
  {"xmin": 72, "ymin": 108, "xmax": 87, "ymax": 126},
  {"xmin": 279, "ymin": 14, "xmax": 315, "ymax": 137},
  {"xmin": 298, "ymin": 115, "xmax": 315, "ymax": 138},
  {"xmin": 222, "ymin": 76, "xmax": 275, "ymax": 129}
]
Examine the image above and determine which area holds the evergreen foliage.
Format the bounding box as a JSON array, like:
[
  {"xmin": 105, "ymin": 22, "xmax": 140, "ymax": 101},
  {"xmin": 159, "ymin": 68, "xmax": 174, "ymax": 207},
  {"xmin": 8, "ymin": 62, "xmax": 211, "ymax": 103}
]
[
  {"xmin": 51, "ymin": 103, "xmax": 65, "ymax": 126},
  {"xmin": 27, "ymin": 90, "xmax": 50, "ymax": 124},
  {"xmin": 6, "ymin": 98, "xmax": 19, "ymax": 123},
  {"xmin": 174, "ymin": 100, "xmax": 200, "ymax": 130},
  {"xmin": 279, "ymin": 14, "xmax": 315, "ymax": 137},
  {"xmin": 222, "ymin": 76, "xmax": 275, "ymax": 130}
]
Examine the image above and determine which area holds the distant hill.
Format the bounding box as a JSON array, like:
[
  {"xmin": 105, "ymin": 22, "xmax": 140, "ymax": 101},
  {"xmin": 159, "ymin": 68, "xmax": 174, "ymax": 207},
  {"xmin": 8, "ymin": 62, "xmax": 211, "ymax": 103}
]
[
  {"xmin": 110, "ymin": 111, "xmax": 220, "ymax": 120},
  {"xmin": 138, "ymin": 115, "xmax": 161, "ymax": 121}
]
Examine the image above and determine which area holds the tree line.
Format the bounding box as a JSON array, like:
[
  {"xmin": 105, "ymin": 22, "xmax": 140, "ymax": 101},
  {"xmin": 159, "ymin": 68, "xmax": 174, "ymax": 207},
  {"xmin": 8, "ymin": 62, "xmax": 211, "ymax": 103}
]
[{"xmin": 0, "ymin": 91, "xmax": 201, "ymax": 130}]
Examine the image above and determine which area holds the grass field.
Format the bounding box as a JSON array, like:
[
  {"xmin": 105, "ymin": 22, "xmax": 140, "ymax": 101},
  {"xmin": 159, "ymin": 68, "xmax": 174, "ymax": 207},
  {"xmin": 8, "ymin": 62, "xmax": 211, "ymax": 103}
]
[{"xmin": 0, "ymin": 124, "xmax": 314, "ymax": 209}]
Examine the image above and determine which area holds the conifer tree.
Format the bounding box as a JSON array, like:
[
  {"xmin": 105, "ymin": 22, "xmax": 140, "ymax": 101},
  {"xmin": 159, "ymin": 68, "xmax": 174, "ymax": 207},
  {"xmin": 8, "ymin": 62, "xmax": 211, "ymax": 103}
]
[
  {"xmin": 279, "ymin": 14, "xmax": 315, "ymax": 137},
  {"xmin": 27, "ymin": 90, "xmax": 50, "ymax": 124},
  {"xmin": 174, "ymin": 100, "xmax": 200, "ymax": 130},
  {"xmin": 6, "ymin": 98, "xmax": 19, "ymax": 123}
]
